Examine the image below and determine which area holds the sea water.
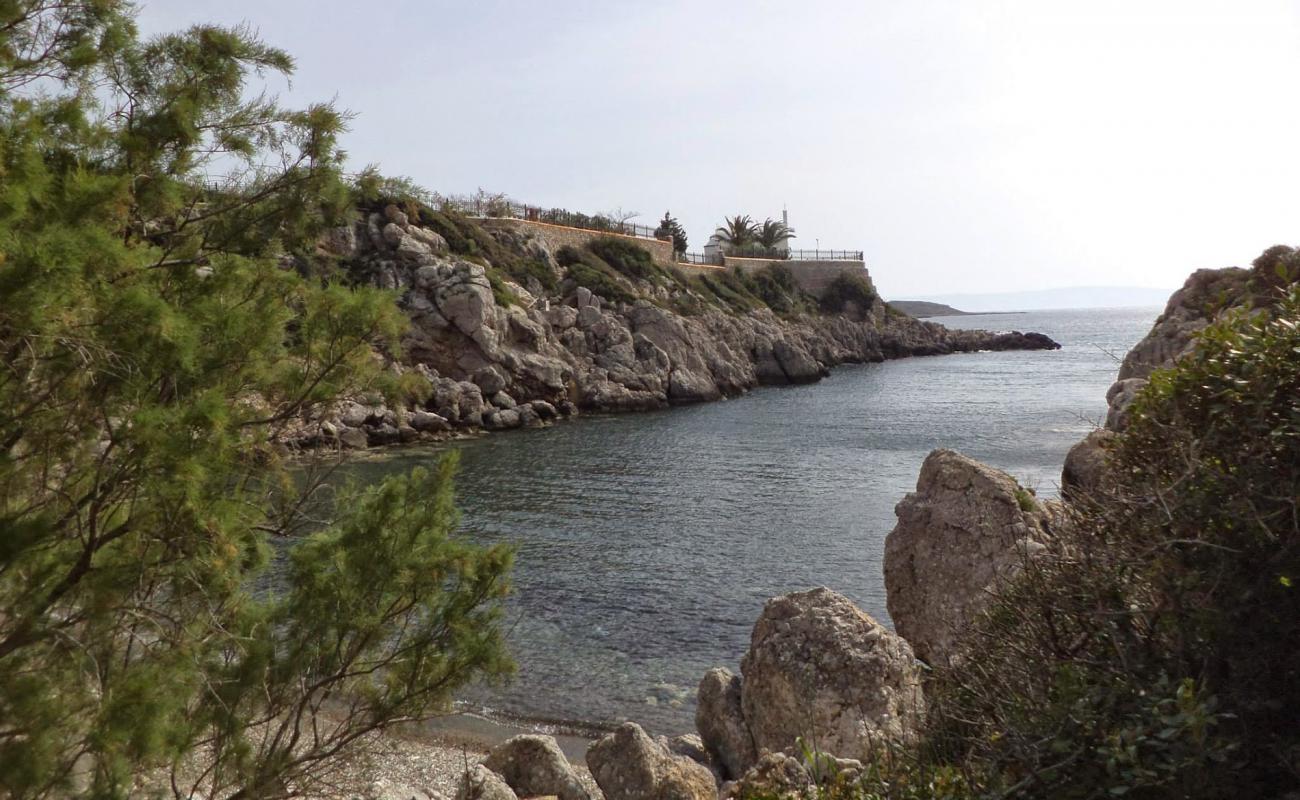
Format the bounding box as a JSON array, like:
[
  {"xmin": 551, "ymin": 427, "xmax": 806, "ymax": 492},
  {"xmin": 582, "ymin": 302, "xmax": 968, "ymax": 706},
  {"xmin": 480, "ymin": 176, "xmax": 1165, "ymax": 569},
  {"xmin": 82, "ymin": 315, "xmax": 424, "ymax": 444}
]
[{"xmin": 338, "ymin": 306, "xmax": 1159, "ymax": 734}]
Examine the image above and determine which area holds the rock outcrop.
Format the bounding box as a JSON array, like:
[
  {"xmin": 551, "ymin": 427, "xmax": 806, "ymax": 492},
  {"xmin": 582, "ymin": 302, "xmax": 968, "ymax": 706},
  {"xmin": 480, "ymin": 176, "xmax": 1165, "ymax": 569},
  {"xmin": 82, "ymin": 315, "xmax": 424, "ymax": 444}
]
[
  {"xmin": 695, "ymin": 589, "xmax": 923, "ymax": 779},
  {"xmin": 884, "ymin": 449, "xmax": 1055, "ymax": 668},
  {"xmin": 289, "ymin": 212, "xmax": 1060, "ymax": 449},
  {"xmin": 586, "ymin": 722, "xmax": 717, "ymax": 800},
  {"xmin": 1076, "ymin": 246, "xmax": 1295, "ymax": 489},
  {"xmin": 482, "ymin": 735, "xmax": 590, "ymax": 800}
]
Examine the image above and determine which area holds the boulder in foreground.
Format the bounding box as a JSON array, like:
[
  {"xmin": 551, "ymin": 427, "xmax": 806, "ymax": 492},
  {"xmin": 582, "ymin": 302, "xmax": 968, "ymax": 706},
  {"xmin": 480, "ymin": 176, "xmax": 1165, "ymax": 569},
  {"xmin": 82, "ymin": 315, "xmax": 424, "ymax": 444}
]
[{"xmin": 884, "ymin": 449, "xmax": 1054, "ymax": 668}]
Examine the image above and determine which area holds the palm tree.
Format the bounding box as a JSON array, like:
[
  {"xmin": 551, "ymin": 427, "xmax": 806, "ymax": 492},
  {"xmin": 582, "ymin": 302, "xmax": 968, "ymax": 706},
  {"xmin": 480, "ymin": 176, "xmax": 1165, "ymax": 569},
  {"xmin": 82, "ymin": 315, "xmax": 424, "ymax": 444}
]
[
  {"xmin": 713, "ymin": 214, "xmax": 758, "ymax": 250},
  {"xmin": 756, "ymin": 218, "xmax": 796, "ymax": 252}
]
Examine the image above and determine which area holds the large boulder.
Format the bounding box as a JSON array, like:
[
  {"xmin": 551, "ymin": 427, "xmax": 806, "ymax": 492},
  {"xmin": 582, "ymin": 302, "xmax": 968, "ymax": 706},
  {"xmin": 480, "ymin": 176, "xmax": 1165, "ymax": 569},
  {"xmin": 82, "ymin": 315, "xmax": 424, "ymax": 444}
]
[
  {"xmin": 695, "ymin": 668, "xmax": 755, "ymax": 780},
  {"xmin": 456, "ymin": 765, "xmax": 518, "ymax": 800},
  {"xmin": 482, "ymin": 734, "xmax": 590, "ymax": 800},
  {"xmin": 586, "ymin": 722, "xmax": 716, "ymax": 800},
  {"xmin": 884, "ymin": 449, "xmax": 1053, "ymax": 668},
  {"xmin": 739, "ymin": 588, "xmax": 925, "ymax": 761}
]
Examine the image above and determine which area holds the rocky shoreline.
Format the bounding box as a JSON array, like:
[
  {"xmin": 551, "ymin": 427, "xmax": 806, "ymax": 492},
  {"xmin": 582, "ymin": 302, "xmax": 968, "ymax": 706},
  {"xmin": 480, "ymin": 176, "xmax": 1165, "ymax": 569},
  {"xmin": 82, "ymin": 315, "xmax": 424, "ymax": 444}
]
[
  {"xmin": 287, "ymin": 205, "xmax": 1059, "ymax": 451},
  {"xmin": 313, "ymin": 255, "xmax": 1289, "ymax": 800}
]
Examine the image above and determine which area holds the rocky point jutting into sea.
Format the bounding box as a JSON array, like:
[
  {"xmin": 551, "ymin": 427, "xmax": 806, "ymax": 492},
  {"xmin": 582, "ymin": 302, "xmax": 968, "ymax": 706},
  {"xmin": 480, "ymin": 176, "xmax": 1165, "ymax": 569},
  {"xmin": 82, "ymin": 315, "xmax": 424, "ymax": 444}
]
[{"xmin": 286, "ymin": 203, "xmax": 1058, "ymax": 448}]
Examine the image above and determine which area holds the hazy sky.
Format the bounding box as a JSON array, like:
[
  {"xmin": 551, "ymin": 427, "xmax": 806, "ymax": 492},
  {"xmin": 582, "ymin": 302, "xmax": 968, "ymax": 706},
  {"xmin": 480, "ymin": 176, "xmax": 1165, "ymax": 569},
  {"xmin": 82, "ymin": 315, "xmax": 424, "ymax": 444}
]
[{"xmin": 135, "ymin": 1, "xmax": 1300, "ymax": 298}]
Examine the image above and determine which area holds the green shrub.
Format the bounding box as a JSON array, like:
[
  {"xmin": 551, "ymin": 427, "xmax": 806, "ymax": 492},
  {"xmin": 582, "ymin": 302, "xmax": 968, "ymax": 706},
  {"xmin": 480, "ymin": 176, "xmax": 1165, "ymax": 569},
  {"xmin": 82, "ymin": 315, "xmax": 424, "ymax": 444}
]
[
  {"xmin": 588, "ymin": 236, "xmax": 658, "ymax": 281},
  {"xmin": 818, "ymin": 271, "xmax": 878, "ymax": 315},
  {"xmin": 918, "ymin": 280, "xmax": 1300, "ymax": 798},
  {"xmin": 565, "ymin": 262, "xmax": 637, "ymax": 305}
]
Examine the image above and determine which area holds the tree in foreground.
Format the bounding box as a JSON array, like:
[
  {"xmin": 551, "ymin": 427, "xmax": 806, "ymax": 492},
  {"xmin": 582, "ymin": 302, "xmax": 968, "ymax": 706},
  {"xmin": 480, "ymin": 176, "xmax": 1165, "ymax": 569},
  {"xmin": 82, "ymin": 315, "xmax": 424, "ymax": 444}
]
[{"xmin": 0, "ymin": 3, "xmax": 512, "ymax": 798}]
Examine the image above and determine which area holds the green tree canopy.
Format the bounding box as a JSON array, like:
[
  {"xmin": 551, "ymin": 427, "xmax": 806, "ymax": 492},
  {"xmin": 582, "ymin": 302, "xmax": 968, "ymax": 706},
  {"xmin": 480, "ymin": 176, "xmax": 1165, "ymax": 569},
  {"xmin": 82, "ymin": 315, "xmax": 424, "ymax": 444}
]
[
  {"xmin": 755, "ymin": 218, "xmax": 795, "ymax": 251},
  {"xmin": 714, "ymin": 214, "xmax": 758, "ymax": 249},
  {"xmin": 0, "ymin": 3, "xmax": 512, "ymax": 797},
  {"xmin": 654, "ymin": 210, "xmax": 688, "ymax": 256}
]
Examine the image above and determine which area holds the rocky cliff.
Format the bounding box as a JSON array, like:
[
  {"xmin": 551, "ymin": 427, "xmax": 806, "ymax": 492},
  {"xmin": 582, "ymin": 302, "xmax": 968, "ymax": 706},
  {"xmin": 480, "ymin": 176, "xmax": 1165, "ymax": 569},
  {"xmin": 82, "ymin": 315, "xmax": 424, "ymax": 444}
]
[
  {"xmin": 886, "ymin": 245, "xmax": 1300, "ymax": 662},
  {"xmin": 293, "ymin": 205, "xmax": 1059, "ymax": 448}
]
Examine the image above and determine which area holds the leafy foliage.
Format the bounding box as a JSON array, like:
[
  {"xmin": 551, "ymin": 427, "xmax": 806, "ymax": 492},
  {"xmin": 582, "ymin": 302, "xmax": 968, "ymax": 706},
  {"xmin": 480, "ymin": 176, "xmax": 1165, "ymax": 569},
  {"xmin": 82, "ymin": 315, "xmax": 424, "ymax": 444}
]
[
  {"xmin": 818, "ymin": 272, "xmax": 879, "ymax": 315},
  {"xmin": 755, "ymin": 218, "xmax": 796, "ymax": 250},
  {"xmin": 655, "ymin": 211, "xmax": 688, "ymax": 255},
  {"xmin": 555, "ymin": 244, "xmax": 638, "ymax": 305},
  {"xmin": 0, "ymin": 4, "xmax": 511, "ymax": 797},
  {"xmin": 715, "ymin": 214, "xmax": 759, "ymax": 249},
  {"xmin": 588, "ymin": 236, "xmax": 659, "ymax": 281}
]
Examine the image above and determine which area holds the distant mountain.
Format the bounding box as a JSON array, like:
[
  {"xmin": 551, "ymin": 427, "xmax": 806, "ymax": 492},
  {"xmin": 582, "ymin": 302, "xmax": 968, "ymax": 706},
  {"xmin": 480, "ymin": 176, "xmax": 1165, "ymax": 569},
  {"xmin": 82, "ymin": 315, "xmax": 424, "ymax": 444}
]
[
  {"xmin": 911, "ymin": 286, "xmax": 1173, "ymax": 313},
  {"xmin": 888, "ymin": 300, "xmax": 974, "ymax": 318}
]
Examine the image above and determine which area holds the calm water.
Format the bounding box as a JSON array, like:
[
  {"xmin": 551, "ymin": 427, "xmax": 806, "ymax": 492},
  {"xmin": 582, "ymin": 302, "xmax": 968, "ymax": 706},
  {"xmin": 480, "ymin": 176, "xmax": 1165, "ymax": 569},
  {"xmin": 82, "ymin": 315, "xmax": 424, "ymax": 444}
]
[{"xmin": 339, "ymin": 307, "xmax": 1159, "ymax": 735}]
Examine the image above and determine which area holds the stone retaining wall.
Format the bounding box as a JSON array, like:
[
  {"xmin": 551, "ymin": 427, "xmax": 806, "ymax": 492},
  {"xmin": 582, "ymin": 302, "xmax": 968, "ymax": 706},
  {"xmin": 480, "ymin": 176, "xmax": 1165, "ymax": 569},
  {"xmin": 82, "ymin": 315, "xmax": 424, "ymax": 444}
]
[
  {"xmin": 724, "ymin": 256, "xmax": 873, "ymax": 298},
  {"xmin": 480, "ymin": 217, "xmax": 677, "ymax": 267}
]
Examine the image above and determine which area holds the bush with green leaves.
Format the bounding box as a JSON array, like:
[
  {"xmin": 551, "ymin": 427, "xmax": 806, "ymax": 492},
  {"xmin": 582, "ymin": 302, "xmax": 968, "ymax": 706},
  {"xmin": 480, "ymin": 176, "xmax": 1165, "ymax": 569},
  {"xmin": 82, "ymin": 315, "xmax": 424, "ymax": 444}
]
[
  {"xmin": 818, "ymin": 272, "xmax": 879, "ymax": 315},
  {"xmin": 588, "ymin": 236, "xmax": 659, "ymax": 281},
  {"xmin": 919, "ymin": 276, "xmax": 1300, "ymax": 798},
  {"xmin": 0, "ymin": 4, "xmax": 512, "ymax": 798}
]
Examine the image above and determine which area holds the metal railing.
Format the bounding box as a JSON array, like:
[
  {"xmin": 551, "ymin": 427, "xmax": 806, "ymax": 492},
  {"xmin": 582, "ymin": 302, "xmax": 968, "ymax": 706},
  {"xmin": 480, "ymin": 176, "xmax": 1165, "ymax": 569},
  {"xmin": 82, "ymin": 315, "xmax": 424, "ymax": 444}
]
[
  {"xmin": 678, "ymin": 252, "xmax": 725, "ymax": 266},
  {"xmin": 443, "ymin": 198, "xmax": 669, "ymax": 241},
  {"xmin": 786, "ymin": 248, "xmax": 863, "ymax": 261},
  {"xmin": 682, "ymin": 248, "xmax": 864, "ymax": 264},
  {"xmin": 725, "ymin": 247, "xmax": 863, "ymax": 261}
]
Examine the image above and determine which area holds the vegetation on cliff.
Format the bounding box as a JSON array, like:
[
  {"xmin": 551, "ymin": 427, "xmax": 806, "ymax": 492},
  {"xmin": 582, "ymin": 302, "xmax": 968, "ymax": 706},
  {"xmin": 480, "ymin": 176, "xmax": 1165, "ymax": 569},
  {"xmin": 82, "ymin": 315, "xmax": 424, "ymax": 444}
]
[{"xmin": 0, "ymin": 4, "xmax": 511, "ymax": 797}]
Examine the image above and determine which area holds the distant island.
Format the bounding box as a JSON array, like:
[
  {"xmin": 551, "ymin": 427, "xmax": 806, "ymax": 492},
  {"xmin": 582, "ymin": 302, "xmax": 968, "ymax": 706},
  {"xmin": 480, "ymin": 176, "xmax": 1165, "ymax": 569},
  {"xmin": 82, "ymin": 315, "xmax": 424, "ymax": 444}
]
[{"xmin": 889, "ymin": 300, "xmax": 976, "ymax": 318}]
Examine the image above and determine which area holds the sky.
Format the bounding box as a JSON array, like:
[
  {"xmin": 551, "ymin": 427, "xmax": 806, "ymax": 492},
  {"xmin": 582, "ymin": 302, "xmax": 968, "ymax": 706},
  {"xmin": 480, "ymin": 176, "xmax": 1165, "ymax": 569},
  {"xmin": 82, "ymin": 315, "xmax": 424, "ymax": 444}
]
[{"xmin": 135, "ymin": 1, "xmax": 1300, "ymax": 299}]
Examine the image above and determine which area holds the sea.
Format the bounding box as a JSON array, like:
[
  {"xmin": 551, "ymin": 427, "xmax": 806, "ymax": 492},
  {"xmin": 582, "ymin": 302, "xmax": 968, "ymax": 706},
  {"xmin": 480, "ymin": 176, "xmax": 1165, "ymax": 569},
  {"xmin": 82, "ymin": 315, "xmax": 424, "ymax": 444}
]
[{"xmin": 335, "ymin": 306, "xmax": 1161, "ymax": 737}]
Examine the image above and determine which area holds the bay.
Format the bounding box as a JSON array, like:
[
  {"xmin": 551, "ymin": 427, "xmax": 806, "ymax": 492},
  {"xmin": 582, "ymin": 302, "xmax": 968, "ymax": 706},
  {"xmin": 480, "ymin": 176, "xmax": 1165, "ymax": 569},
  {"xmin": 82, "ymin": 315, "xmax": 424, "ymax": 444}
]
[{"xmin": 338, "ymin": 306, "xmax": 1160, "ymax": 734}]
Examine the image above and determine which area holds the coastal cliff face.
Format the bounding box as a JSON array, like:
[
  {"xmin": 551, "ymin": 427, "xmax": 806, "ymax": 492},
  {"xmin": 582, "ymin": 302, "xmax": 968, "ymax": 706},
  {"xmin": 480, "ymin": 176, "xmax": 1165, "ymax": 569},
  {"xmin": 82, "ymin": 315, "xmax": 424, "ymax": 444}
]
[{"xmin": 293, "ymin": 206, "xmax": 1058, "ymax": 448}]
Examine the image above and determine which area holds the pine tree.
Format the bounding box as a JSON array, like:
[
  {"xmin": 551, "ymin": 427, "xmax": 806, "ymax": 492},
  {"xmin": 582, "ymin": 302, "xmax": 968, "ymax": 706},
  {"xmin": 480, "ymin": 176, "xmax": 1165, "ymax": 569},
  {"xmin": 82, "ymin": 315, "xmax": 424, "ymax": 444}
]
[
  {"xmin": 0, "ymin": 4, "xmax": 512, "ymax": 797},
  {"xmin": 655, "ymin": 210, "xmax": 688, "ymax": 256}
]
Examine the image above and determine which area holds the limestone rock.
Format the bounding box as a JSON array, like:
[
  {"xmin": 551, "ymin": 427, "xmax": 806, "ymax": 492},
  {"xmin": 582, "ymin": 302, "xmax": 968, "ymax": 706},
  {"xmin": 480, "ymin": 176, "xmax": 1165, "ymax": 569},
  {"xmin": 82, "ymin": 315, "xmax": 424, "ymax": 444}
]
[
  {"xmin": 586, "ymin": 722, "xmax": 716, "ymax": 800},
  {"xmin": 473, "ymin": 365, "xmax": 510, "ymax": 396},
  {"xmin": 410, "ymin": 410, "xmax": 451, "ymax": 433},
  {"xmin": 456, "ymin": 765, "xmax": 518, "ymax": 800},
  {"xmin": 491, "ymin": 391, "xmax": 517, "ymax": 410},
  {"xmin": 1061, "ymin": 429, "xmax": 1115, "ymax": 497},
  {"xmin": 1105, "ymin": 266, "xmax": 1251, "ymax": 431},
  {"xmin": 1105, "ymin": 377, "xmax": 1147, "ymax": 432},
  {"xmin": 740, "ymin": 588, "xmax": 925, "ymax": 762},
  {"xmin": 884, "ymin": 449, "xmax": 1052, "ymax": 668},
  {"xmin": 338, "ymin": 427, "xmax": 368, "ymax": 449},
  {"xmin": 482, "ymin": 735, "xmax": 590, "ymax": 800},
  {"xmin": 695, "ymin": 668, "xmax": 755, "ymax": 780},
  {"xmin": 654, "ymin": 734, "xmax": 722, "ymax": 785},
  {"xmin": 721, "ymin": 753, "xmax": 811, "ymax": 800}
]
